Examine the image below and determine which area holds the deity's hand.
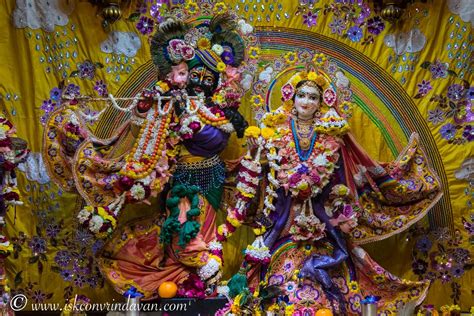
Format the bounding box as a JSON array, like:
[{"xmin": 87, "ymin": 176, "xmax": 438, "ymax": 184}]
[
  {"xmin": 246, "ymin": 137, "xmax": 258, "ymax": 149},
  {"xmin": 339, "ymin": 219, "xmax": 357, "ymax": 234}
]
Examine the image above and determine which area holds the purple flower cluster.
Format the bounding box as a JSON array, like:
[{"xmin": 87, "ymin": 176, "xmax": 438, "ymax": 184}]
[
  {"xmin": 417, "ymin": 80, "xmax": 432, "ymax": 96},
  {"xmin": 367, "ymin": 16, "xmax": 385, "ymax": 35},
  {"xmin": 303, "ymin": 11, "xmax": 318, "ymax": 27},
  {"xmin": 440, "ymin": 123, "xmax": 456, "ymax": 140},
  {"xmin": 28, "ymin": 236, "xmax": 47, "ymax": 254},
  {"xmin": 136, "ymin": 16, "xmax": 154, "ymax": 35},
  {"xmin": 94, "ymin": 80, "xmax": 108, "ymax": 97},
  {"xmin": 78, "ymin": 60, "xmax": 96, "ymax": 80},
  {"xmin": 447, "ymin": 84, "xmax": 465, "ymax": 101},
  {"xmin": 429, "ymin": 60, "xmax": 449, "ymax": 79}
]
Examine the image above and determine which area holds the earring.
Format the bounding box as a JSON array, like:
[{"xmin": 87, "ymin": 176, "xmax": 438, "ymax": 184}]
[
  {"xmin": 314, "ymin": 111, "xmax": 321, "ymax": 118},
  {"xmin": 291, "ymin": 108, "xmax": 297, "ymax": 115}
]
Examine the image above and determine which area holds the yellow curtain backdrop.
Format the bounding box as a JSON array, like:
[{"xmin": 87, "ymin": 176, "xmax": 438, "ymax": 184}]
[{"xmin": 0, "ymin": 0, "xmax": 471, "ymax": 311}]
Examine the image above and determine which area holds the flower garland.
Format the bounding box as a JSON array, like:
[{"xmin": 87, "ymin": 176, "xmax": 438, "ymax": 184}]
[
  {"xmin": 278, "ymin": 132, "xmax": 340, "ymax": 201},
  {"xmin": 121, "ymin": 101, "xmax": 172, "ymax": 179},
  {"xmin": 217, "ymin": 137, "xmax": 263, "ymax": 242},
  {"xmin": 178, "ymin": 98, "xmax": 234, "ymax": 139},
  {"xmin": 77, "ymin": 205, "xmax": 118, "ymax": 238}
]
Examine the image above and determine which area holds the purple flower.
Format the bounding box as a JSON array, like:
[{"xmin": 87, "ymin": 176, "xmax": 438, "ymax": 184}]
[
  {"xmin": 449, "ymin": 248, "xmax": 470, "ymax": 264},
  {"xmin": 329, "ymin": 17, "xmax": 346, "ymax": 35},
  {"xmin": 75, "ymin": 229, "xmax": 93, "ymax": 246},
  {"xmin": 41, "ymin": 99, "xmax": 57, "ymax": 113},
  {"xmin": 136, "ymin": 16, "xmax": 154, "ymax": 35},
  {"xmin": 31, "ymin": 290, "xmax": 47, "ymax": 303},
  {"xmin": 297, "ymin": 164, "xmax": 309, "ymax": 174},
  {"xmin": 463, "ymin": 125, "xmax": 473, "ymax": 141},
  {"xmin": 353, "ymin": 3, "xmax": 371, "ymax": 24},
  {"xmin": 54, "ymin": 250, "xmax": 71, "ymax": 267},
  {"xmin": 87, "ymin": 276, "xmax": 99, "ymax": 288},
  {"xmin": 150, "ymin": 4, "xmax": 163, "ymax": 21},
  {"xmin": 289, "ymin": 173, "xmax": 302, "ymax": 186},
  {"xmin": 28, "ymin": 236, "xmax": 47, "ymax": 254},
  {"xmin": 78, "ymin": 60, "xmax": 96, "ymax": 80},
  {"xmin": 429, "ymin": 60, "xmax": 449, "ymax": 79},
  {"xmin": 92, "ymin": 239, "xmax": 105, "ymax": 255},
  {"xmin": 349, "ymin": 294, "xmax": 362, "ymax": 313},
  {"xmin": 415, "ymin": 236, "xmax": 432, "ymax": 252},
  {"xmin": 50, "ymin": 88, "xmax": 62, "ymax": 101},
  {"xmin": 427, "ymin": 108, "xmax": 445, "ymax": 125},
  {"xmin": 64, "ymin": 84, "xmax": 80, "ymax": 98},
  {"xmin": 440, "ymin": 123, "xmax": 457, "ymax": 140},
  {"xmin": 82, "ymin": 108, "xmax": 99, "ymax": 124},
  {"xmin": 417, "ymin": 80, "xmax": 432, "ymax": 96},
  {"xmin": 268, "ymin": 274, "xmax": 284, "ymax": 286},
  {"xmin": 221, "ymin": 51, "xmax": 235, "ymax": 65},
  {"xmin": 447, "ymin": 84, "xmax": 465, "ymax": 101},
  {"xmin": 367, "ymin": 16, "xmax": 385, "ymax": 35},
  {"xmin": 303, "ymin": 11, "xmax": 318, "ymax": 27},
  {"xmin": 450, "ymin": 265, "xmax": 464, "ymax": 278},
  {"xmin": 439, "ymin": 270, "xmax": 451, "ymax": 283},
  {"xmin": 94, "ymin": 80, "xmax": 108, "ymax": 97},
  {"xmin": 74, "ymin": 275, "xmax": 87, "ymax": 288},
  {"xmin": 347, "ymin": 26, "xmax": 363, "ymax": 42},
  {"xmin": 46, "ymin": 223, "xmax": 60, "ymax": 238}
]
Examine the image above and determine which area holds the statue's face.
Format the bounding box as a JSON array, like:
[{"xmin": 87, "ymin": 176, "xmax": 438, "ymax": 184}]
[
  {"xmin": 166, "ymin": 62, "xmax": 189, "ymax": 89},
  {"xmin": 294, "ymin": 85, "xmax": 321, "ymax": 120},
  {"xmin": 187, "ymin": 66, "xmax": 217, "ymax": 97}
]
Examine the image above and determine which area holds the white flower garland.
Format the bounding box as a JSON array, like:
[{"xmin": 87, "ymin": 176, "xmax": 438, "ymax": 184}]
[
  {"xmin": 109, "ymin": 93, "xmax": 141, "ymax": 113},
  {"xmin": 198, "ymin": 258, "xmax": 221, "ymax": 281}
]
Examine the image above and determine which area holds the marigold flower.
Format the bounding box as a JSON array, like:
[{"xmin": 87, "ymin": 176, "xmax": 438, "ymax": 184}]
[
  {"xmin": 261, "ymin": 127, "xmax": 275, "ymax": 139},
  {"xmin": 197, "ymin": 37, "xmax": 211, "ymax": 50},
  {"xmin": 244, "ymin": 126, "xmax": 261, "ymax": 138}
]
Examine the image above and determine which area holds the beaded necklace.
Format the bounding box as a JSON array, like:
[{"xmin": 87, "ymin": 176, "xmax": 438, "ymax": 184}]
[{"xmin": 291, "ymin": 118, "xmax": 318, "ymax": 161}]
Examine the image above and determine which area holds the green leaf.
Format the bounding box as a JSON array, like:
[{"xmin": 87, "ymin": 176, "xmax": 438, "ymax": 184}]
[
  {"xmin": 447, "ymin": 69, "xmax": 458, "ymax": 77},
  {"xmin": 36, "ymin": 226, "xmax": 42, "ymax": 236},
  {"xmin": 94, "ymin": 62, "xmax": 104, "ymax": 68},
  {"xmin": 70, "ymin": 70, "xmax": 79, "ymax": 77},
  {"xmin": 128, "ymin": 12, "xmax": 141, "ymax": 22},
  {"xmin": 50, "ymin": 266, "xmax": 62, "ymax": 273},
  {"xmin": 39, "ymin": 253, "xmax": 47, "ymax": 262},
  {"xmin": 28, "ymin": 256, "xmax": 39, "ymax": 264},
  {"xmin": 420, "ymin": 61, "xmax": 431, "ymax": 69},
  {"xmin": 414, "ymin": 93, "xmax": 424, "ymax": 99},
  {"xmin": 38, "ymin": 260, "xmax": 43, "ymax": 274},
  {"xmin": 14, "ymin": 271, "xmax": 23, "ymax": 287},
  {"xmin": 462, "ymin": 79, "xmax": 470, "ymax": 89}
]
